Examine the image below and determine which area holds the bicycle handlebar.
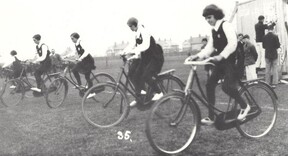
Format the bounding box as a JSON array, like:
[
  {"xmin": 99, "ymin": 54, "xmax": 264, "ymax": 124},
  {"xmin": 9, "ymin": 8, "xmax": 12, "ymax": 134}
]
[{"xmin": 184, "ymin": 57, "xmax": 215, "ymax": 66}]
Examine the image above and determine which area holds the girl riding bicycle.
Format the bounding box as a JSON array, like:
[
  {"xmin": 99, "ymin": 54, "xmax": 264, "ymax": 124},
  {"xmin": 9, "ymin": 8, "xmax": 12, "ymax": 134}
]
[
  {"xmin": 66, "ymin": 32, "xmax": 96, "ymax": 99},
  {"xmin": 31, "ymin": 34, "xmax": 52, "ymax": 93},
  {"xmin": 123, "ymin": 17, "xmax": 164, "ymax": 107},
  {"xmin": 188, "ymin": 4, "xmax": 250, "ymax": 125}
]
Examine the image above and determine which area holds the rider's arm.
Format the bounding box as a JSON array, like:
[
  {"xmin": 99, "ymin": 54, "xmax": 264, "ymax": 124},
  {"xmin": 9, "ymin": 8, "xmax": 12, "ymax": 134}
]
[
  {"xmin": 2, "ymin": 56, "xmax": 14, "ymax": 68},
  {"xmin": 196, "ymin": 34, "xmax": 214, "ymax": 59},
  {"xmin": 36, "ymin": 44, "xmax": 48, "ymax": 62}
]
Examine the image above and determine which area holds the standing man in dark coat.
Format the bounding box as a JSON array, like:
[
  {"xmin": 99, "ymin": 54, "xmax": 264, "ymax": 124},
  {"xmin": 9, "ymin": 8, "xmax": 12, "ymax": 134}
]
[{"xmin": 262, "ymin": 25, "xmax": 280, "ymax": 87}]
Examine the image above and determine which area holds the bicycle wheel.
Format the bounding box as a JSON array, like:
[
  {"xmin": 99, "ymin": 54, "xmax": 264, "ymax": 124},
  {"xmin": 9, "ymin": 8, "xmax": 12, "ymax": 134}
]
[
  {"xmin": 146, "ymin": 91, "xmax": 200, "ymax": 155},
  {"xmin": 45, "ymin": 77, "xmax": 68, "ymax": 108},
  {"xmin": 236, "ymin": 81, "xmax": 277, "ymax": 138},
  {"xmin": 157, "ymin": 75, "xmax": 184, "ymax": 94},
  {"xmin": 23, "ymin": 77, "xmax": 37, "ymax": 98},
  {"xmin": 0, "ymin": 79, "xmax": 24, "ymax": 107},
  {"xmin": 91, "ymin": 72, "xmax": 116, "ymax": 85},
  {"xmin": 82, "ymin": 82, "xmax": 129, "ymax": 128}
]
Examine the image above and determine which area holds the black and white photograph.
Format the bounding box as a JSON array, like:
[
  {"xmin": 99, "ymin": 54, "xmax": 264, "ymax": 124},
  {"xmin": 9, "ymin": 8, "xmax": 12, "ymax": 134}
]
[{"xmin": 0, "ymin": 0, "xmax": 287, "ymax": 155}]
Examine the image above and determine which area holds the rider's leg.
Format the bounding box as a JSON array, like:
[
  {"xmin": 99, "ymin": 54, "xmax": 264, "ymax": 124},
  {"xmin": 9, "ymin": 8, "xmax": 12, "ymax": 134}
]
[
  {"xmin": 84, "ymin": 72, "xmax": 92, "ymax": 89},
  {"xmin": 206, "ymin": 65, "xmax": 223, "ymax": 122},
  {"xmin": 72, "ymin": 63, "xmax": 82, "ymax": 86},
  {"xmin": 221, "ymin": 62, "xmax": 250, "ymax": 120}
]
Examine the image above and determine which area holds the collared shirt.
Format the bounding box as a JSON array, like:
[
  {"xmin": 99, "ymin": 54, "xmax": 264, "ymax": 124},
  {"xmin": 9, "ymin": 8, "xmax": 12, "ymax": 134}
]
[
  {"xmin": 75, "ymin": 39, "xmax": 90, "ymax": 61},
  {"xmin": 197, "ymin": 19, "xmax": 237, "ymax": 59},
  {"xmin": 124, "ymin": 23, "xmax": 151, "ymax": 56},
  {"xmin": 36, "ymin": 41, "xmax": 49, "ymax": 62}
]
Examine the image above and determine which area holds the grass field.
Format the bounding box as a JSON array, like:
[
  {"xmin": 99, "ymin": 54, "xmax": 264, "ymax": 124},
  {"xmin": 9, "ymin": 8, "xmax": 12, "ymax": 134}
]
[{"xmin": 0, "ymin": 55, "xmax": 288, "ymax": 156}]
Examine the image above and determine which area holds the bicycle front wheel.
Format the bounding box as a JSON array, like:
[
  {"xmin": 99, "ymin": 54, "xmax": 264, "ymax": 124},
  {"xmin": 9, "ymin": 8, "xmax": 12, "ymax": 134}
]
[
  {"xmin": 146, "ymin": 91, "xmax": 200, "ymax": 155},
  {"xmin": 91, "ymin": 72, "xmax": 116, "ymax": 85},
  {"xmin": 45, "ymin": 77, "xmax": 68, "ymax": 108},
  {"xmin": 0, "ymin": 79, "xmax": 24, "ymax": 107},
  {"xmin": 236, "ymin": 81, "xmax": 277, "ymax": 138},
  {"xmin": 82, "ymin": 82, "xmax": 129, "ymax": 128}
]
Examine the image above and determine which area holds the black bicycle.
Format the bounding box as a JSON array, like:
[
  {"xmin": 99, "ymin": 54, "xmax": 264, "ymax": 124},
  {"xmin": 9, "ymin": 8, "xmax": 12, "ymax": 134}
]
[
  {"xmin": 0, "ymin": 62, "xmax": 37, "ymax": 107},
  {"xmin": 43, "ymin": 58, "xmax": 116, "ymax": 108},
  {"xmin": 145, "ymin": 58, "xmax": 278, "ymax": 155},
  {"xmin": 81, "ymin": 55, "xmax": 185, "ymax": 128}
]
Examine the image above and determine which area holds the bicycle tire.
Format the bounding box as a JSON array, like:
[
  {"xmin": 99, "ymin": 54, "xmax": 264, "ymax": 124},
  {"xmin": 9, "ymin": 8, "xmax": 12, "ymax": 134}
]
[
  {"xmin": 91, "ymin": 72, "xmax": 116, "ymax": 85},
  {"xmin": 0, "ymin": 79, "xmax": 24, "ymax": 107},
  {"xmin": 235, "ymin": 81, "xmax": 277, "ymax": 138},
  {"xmin": 45, "ymin": 77, "xmax": 68, "ymax": 108},
  {"xmin": 145, "ymin": 91, "xmax": 200, "ymax": 155},
  {"xmin": 82, "ymin": 82, "xmax": 129, "ymax": 128},
  {"xmin": 23, "ymin": 77, "xmax": 37, "ymax": 98}
]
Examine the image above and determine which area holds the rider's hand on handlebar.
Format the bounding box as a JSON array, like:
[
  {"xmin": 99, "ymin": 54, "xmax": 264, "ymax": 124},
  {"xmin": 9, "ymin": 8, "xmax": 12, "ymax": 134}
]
[
  {"xmin": 207, "ymin": 55, "xmax": 224, "ymax": 64},
  {"xmin": 187, "ymin": 55, "xmax": 199, "ymax": 61}
]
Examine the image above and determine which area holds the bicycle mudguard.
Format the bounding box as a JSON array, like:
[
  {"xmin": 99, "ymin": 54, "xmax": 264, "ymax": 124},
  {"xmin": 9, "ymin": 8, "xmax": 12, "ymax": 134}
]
[{"xmin": 214, "ymin": 109, "xmax": 240, "ymax": 130}]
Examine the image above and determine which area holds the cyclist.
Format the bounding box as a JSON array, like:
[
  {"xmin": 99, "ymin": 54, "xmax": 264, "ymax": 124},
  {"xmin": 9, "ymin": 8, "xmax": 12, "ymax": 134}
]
[
  {"xmin": 188, "ymin": 4, "xmax": 250, "ymax": 125},
  {"xmin": 123, "ymin": 17, "xmax": 164, "ymax": 107},
  {"xmin": 31, "ymin": 34, "xmax": 52, "ymax": 92},
  {"xmin": 66, "ymin": 32, "xmax": 96, "ymax": 98},
  {"xmin": 2, "ymin": 50, "xmax": 25, "ymax": 88}
]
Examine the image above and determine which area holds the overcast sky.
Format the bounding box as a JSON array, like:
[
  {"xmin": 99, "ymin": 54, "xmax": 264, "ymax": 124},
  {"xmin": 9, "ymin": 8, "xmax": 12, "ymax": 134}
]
[{"xmin": 0, "ymin": 0, "xmax": 248, "ymax": 59}]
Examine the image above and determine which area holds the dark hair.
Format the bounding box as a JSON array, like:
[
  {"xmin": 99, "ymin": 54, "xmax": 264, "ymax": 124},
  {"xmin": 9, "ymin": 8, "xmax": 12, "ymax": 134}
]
[
  {"xmin": 33, "ymin": 34, "xmax": 41, "ymax": 41},
  {"xmin": 202, "ymin": 38, "xmax": 207, "ymax": 42},
  {"xmin": 202, "ymin": 4, "xmax": 225, "ymax": 20},
  {"xmin": 243, "ymin": 34, "xmax": 250, "ymax": 39},
  {"xmin": 267, "ymin": 24, "xmax": 274, "ymax": 30},
  {"xmin": 127, "ymin": 17, "xmax": 138, "ymax": 27},
  {"xmin": 70, "ymin": 32, "xmax": 80, "ymax": 39},
  {"xmin": 237, "ymin": 33, "xmax": 243, "ymax": 37},
  {"xmin": 10, "ymin": 50, "xmax": 17, "ymax": 56},
  {"xmin": 258, "ymin": 15, "xmax": 265, "ymax": 20}
]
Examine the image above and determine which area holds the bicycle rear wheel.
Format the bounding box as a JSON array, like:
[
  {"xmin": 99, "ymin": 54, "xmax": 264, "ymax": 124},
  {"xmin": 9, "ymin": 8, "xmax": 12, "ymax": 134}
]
[
  {"xmin": 45, "ymin": 77, "xmax": 68, "ymax": 108},
  {"xmin": 0, "ymin": 79, "xmax": 24, "ymax": 107},
  {"xmin": 82, "ymin": 82, "xmax": 129, "ymax": 128},
  {"xmin": 236, "ymin": 82, "xmax": 277, "ymax": 138},
  {"xmin": 91, "ymin": 72, "xmax": 116, "ymax": 85},
  {"xmin": 23, "ymin": 77, "xmax": 37, "ymax": 98},
  {"xmin": 146, "ymin": 91, "xmax": 200, "ymax": 155}
]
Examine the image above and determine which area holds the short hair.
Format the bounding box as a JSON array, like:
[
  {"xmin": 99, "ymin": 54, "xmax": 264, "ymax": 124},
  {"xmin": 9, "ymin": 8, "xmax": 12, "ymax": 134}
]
[
  {"xmin": 237, "ymin": 33, "xmax": 243, "ymax": 37},
  {"xmin": 70, "ymin": 32, "xmax": 80, "ymax": 39},
  {"xmin": 258, "ymin": 15, "xmax": 265, "ymax": 20},
  {"xmin": 243, "ymin": 34, "xmax": 250, "ymax": 39},
  {"xmin": 202, "ymin": 38, "xmax": 207, "ymax": 42},
  {"xmin": 202, "ymin": 4, "xmax": 225, "ymax": 20},
  {"xmin": 127, "ymin": 17, "xmax": 138, "ymax": 27},
  {"xmin": 10, "ymin": 50, "xmax": 17, "ymax": 56},
  {"xmin": 33, "ymin": 34, "xmax": 41, "ymax": 41}
]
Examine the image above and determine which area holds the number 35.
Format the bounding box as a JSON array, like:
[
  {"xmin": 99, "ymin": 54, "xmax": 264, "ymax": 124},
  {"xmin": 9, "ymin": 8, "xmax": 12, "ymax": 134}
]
[{"xmin": 117, "ymin": 131, "xmax": 131, "ymax": 140}]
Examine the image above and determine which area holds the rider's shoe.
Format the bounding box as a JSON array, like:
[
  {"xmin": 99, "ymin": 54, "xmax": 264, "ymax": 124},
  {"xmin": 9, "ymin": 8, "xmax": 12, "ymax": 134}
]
[
  {"xmin": 129, "ymin": 100, "xmax": 137, "ymax": 107},
  {"xmin": 86, "ymin": 92, "xmax": 96, "ymax": 99},
  {"xmin": 9, "ymin": 85, "xmax": 16, "ymax": 89},
  {"xmin": 31, "ymin": 87, "xmax": 41, "ymax": 92},
  {"xmin": 237, "ymin": 104, "xmax": 251, "ymax": 120},
  {"xmin": 141, "ymin": 90, "xmax": 147, "ymax": 95},
  {"xmin": 201, "ymin": 117, "xmax": 214, "ymax": 126},
  {"xmin": 151, "ymin": 92, "xmax": 163, "ymax": 101}
]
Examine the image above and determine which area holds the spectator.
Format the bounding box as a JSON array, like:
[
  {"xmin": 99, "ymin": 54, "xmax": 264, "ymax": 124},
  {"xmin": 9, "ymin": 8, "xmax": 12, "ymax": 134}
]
[
  {"xmin": 50, "ymin": 49, "xmax": 62, "ymax": 73},
  {"xmin": 236, "ymin": 33, "xmax": 245, "ymax": 78},
  {"xmin": 255, "ymin": 15, "xmax": 276, "ymax": 72},
  {"xmin": 262, "ymin": 25, "xmax": 280, "ymax": 87},
  {"xmin": 243, "ymin": 35, "xmax": 258, "ymax": 80}
]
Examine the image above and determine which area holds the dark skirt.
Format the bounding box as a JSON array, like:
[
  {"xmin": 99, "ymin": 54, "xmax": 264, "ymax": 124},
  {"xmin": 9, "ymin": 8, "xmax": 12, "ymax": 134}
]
[{"xmin": 72, "ymin": 54, "xmax": 96, "ymax": 74}]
